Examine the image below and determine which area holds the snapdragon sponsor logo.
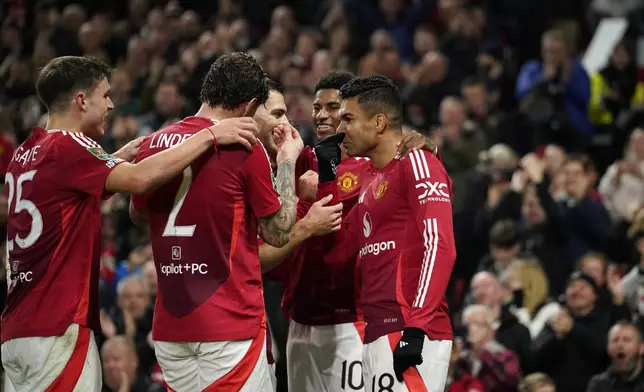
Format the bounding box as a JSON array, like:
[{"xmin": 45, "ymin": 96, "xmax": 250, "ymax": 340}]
[{"xmin": 359, "ymin": 240, "xmax": 396, "ymax": 257}]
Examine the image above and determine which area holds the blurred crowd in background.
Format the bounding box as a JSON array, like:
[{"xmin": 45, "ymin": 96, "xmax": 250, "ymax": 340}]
[{"xmin": 2, "ymin": 0, "xmax": 644, "ymax": 391}]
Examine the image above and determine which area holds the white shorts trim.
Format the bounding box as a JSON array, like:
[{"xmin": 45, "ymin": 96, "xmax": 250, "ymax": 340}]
[
  {"xmin": 287, "ymin": 320, "xmax": 365, "ymax": 392},
  {"xmin": 154, "ymin": 328, "xmax": 272, "ymax": 392},
  {"xmin": 1, "ymin": 323, "xmax": 101, "ymax": 392},
  {"xmin": 363, "ymin": 332, "xmax": 451, "ymax": 392}
]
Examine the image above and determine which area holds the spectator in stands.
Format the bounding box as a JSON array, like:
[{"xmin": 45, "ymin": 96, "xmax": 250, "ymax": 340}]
[
  {"xmin": 507, "ymin": 260, "xmax": 562, "ymax": 339},
  {"xmin": 588, "ymin": 41, "xmax": 644, "ymax": 130},
  {"xmin": 532, "ymin": 271, "xmax": 612, "ymax": 392},
  {"xmin": 578, "ymin": 252, "xmax": 632, "ymax": 324},
  {"xmin": 102, "ymin": 336, "xmax": 164, "ymax": 392},
  {"xmin": 586, "ymin": 321, "xmax": 644, "ymax": 392},
  {"xmin": 519, "ymin": 372, "xmax": 556, "ymax": 392},
  {"xmin": 520, "ymin": 153, "xmax": 569, "ymax": 294},
  {"xmin": 462, "ymin": 76, "xmax": 512, "ymax": 148},
  {"xmin": 138, "ymin": 79, "xmax": 186, "ymax": 135},
  {"xmin": 599, "ymin": 128, "xmax": 644, "ymax": 223},
  {"xmin": 446, "ymin": 337, "xmax": 485, "ymax": 392},
  {"xmin": 470, "ymin": 271, "xmax": 533, "ymax": 370},
  {"xmin": 559, "ymin": 155, "xmax": 613, "ymax": 264},
  {"xmin": 461, "ymin": 304, "xmax": 522, "ymax": 392},
  {"xmin": 476, "ymin": 220, "xmax": 522, "ymax": 278},
  {"xmin": 516, "ymin": 29, "xmax": 592, "ymax": 152},
  {"xmin": 622, "ymin": 217, "xmax": 644, "ymax": 326},
  {"xmin": 102, "ymin": 276, "xmax": 155, "ymax": 374}
]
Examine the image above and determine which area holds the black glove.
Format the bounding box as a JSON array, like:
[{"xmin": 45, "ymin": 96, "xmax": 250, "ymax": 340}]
[
  {"xmin": 393, "ymin": 327, "xmax": 425, "ymax": 382},
  {"xmin": 314, "ymin": 133, "xmax": 345, "ymax": 183}
]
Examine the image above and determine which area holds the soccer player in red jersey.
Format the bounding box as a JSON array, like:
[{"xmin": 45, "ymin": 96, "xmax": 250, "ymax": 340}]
[
  {"xmin": 129, "ymin": 53, "xmax": 305, "ymax": 392},
  {"xmin": 0, "ymin": 56, "xmax": 257, "ymax": 392},
  {"xmin": 315, "ymin": 75, "xmax": 456, "ymax": 392},
  {"xmin": 262, "ymin": 72, "xmax": 439, "ymax": 392}
]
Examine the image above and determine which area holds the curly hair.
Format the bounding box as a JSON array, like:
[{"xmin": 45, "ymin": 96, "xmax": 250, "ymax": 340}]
[
  {"xmin": 338, "ymin": 74, "xmax": 402, "ymax": 125},
  {"xmin": 199, "ymin": 52, "xmax": 269, "ymax": 110},
  {"xmin": 314, "ymin": 70, "xmax": 355, "ymax": 93},
  {"xmin": 36, "ymin": 56, "xmax": 111, "ymax": 113}
]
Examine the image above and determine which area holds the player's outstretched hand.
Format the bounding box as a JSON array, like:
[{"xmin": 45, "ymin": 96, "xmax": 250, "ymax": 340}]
[
  {"xmin": 275, "ymin": 123, "xmax": 304, "ymax": 163},
  {"xmin": 300, "ymin": 194, "xmax": 343, "ymax": 237},
  {"xmin": 395, "ymin": 130, "xmax": 438, "ymax": 159},
  {"xmin": 393, "ymin": 327, "xmax": 425, "ymax": 382},
  {"xmin": 314, "ymin": 133, "xmax": 345, "ymax": 183},
  {"xmin": 298, "ymin": 170, "xmax": 319, "ymax": 202},
  {"xmin": 114, "ymin": 136, "xmax": 145, "ymax": 162},
  {"xmin": 208, "ymin": 117, "xmax": 259, "ymax": 151}
]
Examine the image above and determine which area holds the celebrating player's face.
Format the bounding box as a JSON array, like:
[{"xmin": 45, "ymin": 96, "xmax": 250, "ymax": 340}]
[
  {"xmin": 312, "ymin": 89, "xmax": 342, "ymax": 140},
  {"xmin": 254, "ymin": 90, "xmax": 288, "ymax": 157},
  {"xmin": 337, "ymin": 97, "xmax": 378, "ymax": 157},
  {"xmin": 82, "ymin": 78, "xmax": 114, "ymax": 139}
]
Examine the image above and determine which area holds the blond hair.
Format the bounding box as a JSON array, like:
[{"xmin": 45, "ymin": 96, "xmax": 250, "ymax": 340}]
[
  {"xmin": 519, "ymin": 372, "xmax": 554, "ymax": 392},
  {"xmin": 510, "ymin": 260, "xmax": 549, "ymax": 315}
]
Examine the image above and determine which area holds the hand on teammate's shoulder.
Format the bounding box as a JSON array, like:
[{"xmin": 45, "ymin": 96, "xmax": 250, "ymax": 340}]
[{"xmin": 208, "ymin": 117, "xmax": 259, "ymax": 150}]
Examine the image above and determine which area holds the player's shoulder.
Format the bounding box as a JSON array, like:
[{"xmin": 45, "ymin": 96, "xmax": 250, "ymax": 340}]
[
  {"xmin": 50, "ymin": 129, "xmax": 101, "ymax": 150},
  {"xmin": 398, "ymin": 150, "xmax": 446, "ymax": 180}
]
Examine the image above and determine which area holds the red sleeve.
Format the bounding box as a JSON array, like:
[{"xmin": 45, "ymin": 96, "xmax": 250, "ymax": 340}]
[
  {"xmin": 130, "ymin": 135, "xmax": 154, "ymax": 211},
  {"xmin": 402, "ymin": 150, "xmax": 457, "ymax": 330},
  {"xmin": 242, "ymin": 143, "xmax": 282, "ymax": 218},
  {"xmin": 316, "ymin": 181, "xmax": 361, "ymax": 264},
  {"xmin": 56, "ymin": 133, "xmax": 124, "ymax": 197}
]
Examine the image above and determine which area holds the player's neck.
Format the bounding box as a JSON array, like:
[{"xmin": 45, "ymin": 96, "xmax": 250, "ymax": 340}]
[
  {"xmin": 368, "ymin": 131, "xmax": 403, "ymax": 170},
  {"xmin": 195, "ymin": 104, "xmax": 239, "ymax": 122},
  {"xmin": 45, "ymin": 113, "xmax": 83, "ymax": 133}
]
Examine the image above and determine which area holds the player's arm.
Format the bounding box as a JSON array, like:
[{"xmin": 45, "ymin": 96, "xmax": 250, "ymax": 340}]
[
  {"xmin": 393, "ymin": 151, "xmax": 457, "ymax": 381},
  {"xmin": 259, "ymin": 195, "xmax": 342, "ymax": 272},
  {"xmin": 105, "ymin": 118, "xmax": 258, "ymax": 194},
  {"xmin": 256, "ymin": 125, "xmax": 304, "ymax": 247},
  {"xmin": 404, "ymin": 151, "xmax": 456, "ymax": 330}
]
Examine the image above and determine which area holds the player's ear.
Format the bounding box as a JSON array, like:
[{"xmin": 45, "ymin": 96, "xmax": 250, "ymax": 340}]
[
  {"xmin": 374, "ymin": 113, "xmax": 387, "ymax": 134},
  {"xmin": 242, "ymin": 98, "xmax": 260, "ymax": 117},
  {"xmin": 74, "ymin": 91, "xmax": 88, "ymax": 112}
]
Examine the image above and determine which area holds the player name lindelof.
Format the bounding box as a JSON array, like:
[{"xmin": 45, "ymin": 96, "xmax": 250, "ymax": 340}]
[{"xmin": 149, "ymin": 133, "xmax": 194, "ymax": 149}]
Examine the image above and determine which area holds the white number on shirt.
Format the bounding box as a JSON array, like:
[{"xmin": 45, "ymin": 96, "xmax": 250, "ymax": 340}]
[
  {"xmin": 162, "ymin": 166, "xmax": 196, "ymax": 237},
  {"xmin": 5, "ymin": 170, "xmax": 44, "ymax": 251}
]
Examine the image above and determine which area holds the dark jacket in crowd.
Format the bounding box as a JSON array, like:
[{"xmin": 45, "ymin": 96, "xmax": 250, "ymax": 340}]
[
  {"xmin": 559, "ymin": 194, "xmax": 613, "ymax": 265},
  {"xmin": 532, "ymin": 306, "xmax": 612, "ymax": 392},
  {"xmin": 586, "ymin": 366, "xmax": 644, "ymax": 392},
  {"xmin": 495, "ymin": 304, "xmax": 533, "ymax": 373}
]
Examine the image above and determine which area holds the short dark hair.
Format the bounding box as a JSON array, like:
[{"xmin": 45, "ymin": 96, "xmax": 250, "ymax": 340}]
[
  {"xmin": 315, "ymin": 70, "xmax": 355, "ymax": 93},
  {"xmin": 339, "ymin": 75, "xmax": 402, "ymax": 125},
  {"xmin": 565, "ymin": 153, "xmax": 595, "ymax": 174},
  {"xmin": 266, "ymin": 78, "xmax": 284, "ymax": 94},
  {"xmin": 36, "ymin": 56, "xmax": 111, "ymax": 113},
  {"xmin": 611, "ymin": 320, "xmax": 643, "ymax": 341},
  {"xmin": 489, "ymin": 219, "xmax": 519, "ymax": 248},
  {"xmin": 199, "ymin": 52, "xmax": 269, "ymax": 110}
]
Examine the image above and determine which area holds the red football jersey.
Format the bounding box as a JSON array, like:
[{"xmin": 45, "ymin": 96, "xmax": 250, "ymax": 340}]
[
  {"xmin": 131, "ymin": 116, "xmax": 281, "ymax": 342},
  {"xmin": 2, "ymin": 128, "xmax": 124, "ymax": 342},
  {"xmin": 319, "ymin": 150, "xmax": 456, "ymax": 343},
  {"xmin": 264, "ymin": 151, "xmax": 373, "ymax": 325}
]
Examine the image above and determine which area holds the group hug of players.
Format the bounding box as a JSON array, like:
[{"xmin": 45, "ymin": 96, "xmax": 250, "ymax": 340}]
[{"xmin": 1, "ymin": 52, "xmax": 456, "ymax": 392}]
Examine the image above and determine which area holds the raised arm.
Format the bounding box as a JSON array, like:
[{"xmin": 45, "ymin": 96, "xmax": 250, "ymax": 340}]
[{"xmin": 257, "ymin": 124, "xmax": 304, "ymax": 247}]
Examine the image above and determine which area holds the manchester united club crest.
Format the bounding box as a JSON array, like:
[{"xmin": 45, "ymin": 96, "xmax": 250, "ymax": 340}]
[
  {"xmin": 375, "ymin": 180, "xmax": 388, "ymax": 199},
  {"xmin": 337, "ymin": 172, "xmax": 358, "ymax": 192}
]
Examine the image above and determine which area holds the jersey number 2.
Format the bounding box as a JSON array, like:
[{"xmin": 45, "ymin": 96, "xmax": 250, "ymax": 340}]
[
  {"xmin": 163, "ymin": 167, "xmax": 196, "ymax": 237},
  {"xmin": 5, "ymin": 171, "xmax": 43, "ymax": 252}
]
